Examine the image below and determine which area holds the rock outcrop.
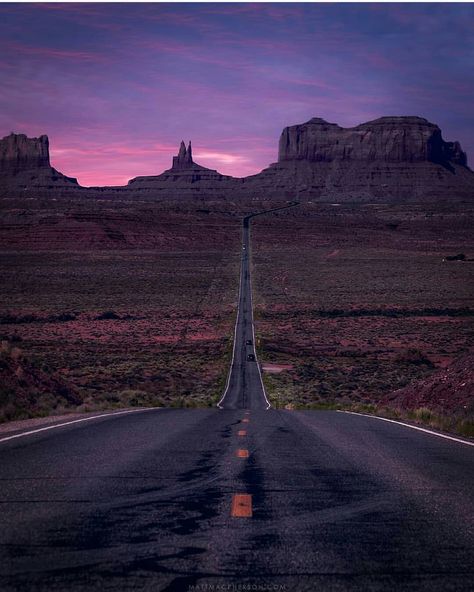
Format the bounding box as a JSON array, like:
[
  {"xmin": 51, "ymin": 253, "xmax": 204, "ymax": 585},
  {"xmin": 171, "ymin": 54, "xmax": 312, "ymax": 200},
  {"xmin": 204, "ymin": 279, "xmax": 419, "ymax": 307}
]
[
  {"xmin": 278, "ymin": 116, "xmax": 468, "ymax": 167},
  {"xmin": 1, "ymin": 117, "xmax": 473, "ymax": 202},
  {"xmin": 243, "ymin": 116, "xmax": 474, "ymax": 201},
  {"xmin": 172, "ymin": 140, "xmax": 194, "ymax": 169},
  {"xmin": 0, "ymin": 133, "xmax": 51, "ymax": 173},
  {"xmin": 0, "ymin": 133, "xmax": 78, "ymax": 194},
  {"xmin": 126, "ymin": 140, "xmax": 236, "ymax": 195}
]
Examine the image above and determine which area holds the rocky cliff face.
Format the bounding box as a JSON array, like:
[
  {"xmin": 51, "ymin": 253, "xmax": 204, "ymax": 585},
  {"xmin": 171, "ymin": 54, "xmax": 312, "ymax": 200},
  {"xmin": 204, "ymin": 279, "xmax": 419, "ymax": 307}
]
[
  {"xmin": 0, "ymin": 133, "xmax": 51, "ymax": 173},
  {"xmin": 172, "ymin": 140, "xmax": 194, "ymax": 170},
  {"xmin": 278, "ymin": 116, "xmax": 468, "ymax": 167},
  {"xmin": 127, "ymin": 141, "xmax": 236, "ymax": 194},
  {"xmin": 241, "ymin": 116, "xmax": 473, "ymax": 201},
  {"xmin": 1, "ymin": 118, "xmax": 473, "ymax": 202},
  {"xmin": 0, "ymin": 133, "xmax": 78, "ymax": 193}
]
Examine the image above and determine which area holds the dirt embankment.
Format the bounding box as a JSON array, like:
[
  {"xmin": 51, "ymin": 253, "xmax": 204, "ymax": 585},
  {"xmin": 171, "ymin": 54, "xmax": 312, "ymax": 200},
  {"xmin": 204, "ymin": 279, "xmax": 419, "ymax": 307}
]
[
  {"xmin": 0, "ymin": 341, "xmax": 81, "ymax": 422},
  {"xmin": 385, "ymin": 352, "xmax": 474, "ymax": 416}
]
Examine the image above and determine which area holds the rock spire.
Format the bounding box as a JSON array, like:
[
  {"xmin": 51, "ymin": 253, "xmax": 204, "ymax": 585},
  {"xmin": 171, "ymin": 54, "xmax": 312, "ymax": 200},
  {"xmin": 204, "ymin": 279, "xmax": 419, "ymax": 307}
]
[{"xmin": 172, "ymin": 140, "xmax": 194, "ymax": 169}]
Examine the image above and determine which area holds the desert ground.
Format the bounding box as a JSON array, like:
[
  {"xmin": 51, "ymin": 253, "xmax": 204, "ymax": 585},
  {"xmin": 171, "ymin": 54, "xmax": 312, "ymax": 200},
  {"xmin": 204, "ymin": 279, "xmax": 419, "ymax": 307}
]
[
  {"xmin": 0, "ymin": 197, "xmax": 244, "ymax": 420},
  {"xmin": 1, "ymin": 196, "xmax": 473, "ymax": 433},
  {"xmin": 251, "ymin": 201, "xmax": 474, "ymax": 433}
]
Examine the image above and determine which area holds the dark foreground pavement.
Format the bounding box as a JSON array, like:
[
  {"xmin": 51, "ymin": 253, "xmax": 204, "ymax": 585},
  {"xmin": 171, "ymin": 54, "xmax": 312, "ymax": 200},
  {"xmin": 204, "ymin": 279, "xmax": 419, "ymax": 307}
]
[{"xmin": 0, "ymin": 408, "xmax": 473, "ymax": 591}]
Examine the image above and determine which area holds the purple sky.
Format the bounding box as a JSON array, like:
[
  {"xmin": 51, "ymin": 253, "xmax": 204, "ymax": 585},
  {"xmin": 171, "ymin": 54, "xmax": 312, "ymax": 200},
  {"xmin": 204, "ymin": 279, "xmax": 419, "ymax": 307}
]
[{"xmin": 1, "ymin": 2, "xmax": 473, "ymax": 186}]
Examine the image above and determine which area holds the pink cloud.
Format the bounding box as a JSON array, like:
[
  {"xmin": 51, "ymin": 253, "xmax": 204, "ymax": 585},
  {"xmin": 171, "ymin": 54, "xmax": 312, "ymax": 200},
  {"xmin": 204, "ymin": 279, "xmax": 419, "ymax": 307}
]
[{"xmin": 4, "ymin": 41, "xmax": 109, "ymax": 63}]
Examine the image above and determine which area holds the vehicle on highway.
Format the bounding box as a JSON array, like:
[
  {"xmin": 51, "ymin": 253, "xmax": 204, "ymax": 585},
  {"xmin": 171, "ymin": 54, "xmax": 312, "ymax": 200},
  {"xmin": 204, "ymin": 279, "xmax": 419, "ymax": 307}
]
[
  {"xmin": 246, "ymin": 339, "xmax": 253, "ymax": 345},
  {"xmin": 247, "ymin": 353, "xmax": 255, "ymax": 362}
]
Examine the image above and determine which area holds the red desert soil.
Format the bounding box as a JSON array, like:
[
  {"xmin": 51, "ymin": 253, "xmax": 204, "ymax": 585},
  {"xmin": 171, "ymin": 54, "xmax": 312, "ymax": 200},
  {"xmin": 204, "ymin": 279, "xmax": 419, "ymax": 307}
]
[
  {"xmin": 385, "ymin": 352, "xmax": 474, "ymax": 415},
  {"xmin": 0, "ymin": 341, "xmax": 81, "ymax": 421}
]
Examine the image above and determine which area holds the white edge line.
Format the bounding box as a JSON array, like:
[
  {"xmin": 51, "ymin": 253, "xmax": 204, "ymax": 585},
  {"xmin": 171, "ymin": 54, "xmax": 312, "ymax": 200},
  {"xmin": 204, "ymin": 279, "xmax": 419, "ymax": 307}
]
[
  {"xmin": 339, "ymin": 410, "xmax": 474, "ymax": 447},
  {"xmin": 217, "ymin": 233, "xmax": 244, "ymax": 409},
  {"xmin": 0, "ymin": 408, "xmax": 160, "ymax": 445}
]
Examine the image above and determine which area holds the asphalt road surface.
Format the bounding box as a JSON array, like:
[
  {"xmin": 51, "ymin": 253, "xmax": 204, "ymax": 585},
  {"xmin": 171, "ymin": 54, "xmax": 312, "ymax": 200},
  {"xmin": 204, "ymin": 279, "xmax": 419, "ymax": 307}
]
[
  {"xmin": 217, "ymin": 213, "xmax": 268, "ymax": 410},
  {"xmin": 1, "ymin": 409, "xmax": 473, "ymax": 591},
  {"xmin": 218, "ymin": 203, "xmax": 298, "ymax": 410},
  {"xmin": 1, "ymin": 207, "xmax": 473, "ymax": 591}
]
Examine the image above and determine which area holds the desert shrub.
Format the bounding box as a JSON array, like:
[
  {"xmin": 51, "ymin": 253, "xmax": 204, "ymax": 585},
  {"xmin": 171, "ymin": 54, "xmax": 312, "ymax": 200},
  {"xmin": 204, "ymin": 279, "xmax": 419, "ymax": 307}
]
[
  {"xmin": 10, "ymin": 347, "xmax": 22, "ymax": 361},
  {"xmin": 395, "ymin": 348, "xmax": 434, "ymax": 367},
  {"xmin": 444, "ymin": 253, "xmax": 466, "ymax": 261},
  {"xmin": 456, "ymin": 419, "xmax": 474, "ymax": 438},
  {"xmin": 52, "ymin": 313, "xmax": 76, "ymax": 322},
  {"xmin": 96, "ymin": 310, "xmax": 121, "ymax": 320},
  {"xmin": 411, "ymin": 407, "xmax": 434, "ymax": 422}
]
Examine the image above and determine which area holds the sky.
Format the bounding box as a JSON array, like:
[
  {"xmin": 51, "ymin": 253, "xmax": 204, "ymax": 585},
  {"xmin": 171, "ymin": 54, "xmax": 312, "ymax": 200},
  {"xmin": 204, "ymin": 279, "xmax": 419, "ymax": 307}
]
[{"xmin": 1, "ymin": 2, "xmax": 473, "ymax": 187}]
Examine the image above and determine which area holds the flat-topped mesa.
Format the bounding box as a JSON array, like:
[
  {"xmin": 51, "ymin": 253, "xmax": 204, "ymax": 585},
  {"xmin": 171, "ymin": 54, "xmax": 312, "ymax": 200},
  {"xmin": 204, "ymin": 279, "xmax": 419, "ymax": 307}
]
[
  {"xmin": 278, "ymin": 116, "xmax": 468, "ymax": 167},
  {"xmin": 243, "ymin": 115, "xmax": 474, "ymax": 201},
  {"xmin": 0, "ymin": 132, "xmax": 78, "ymax": 190}
]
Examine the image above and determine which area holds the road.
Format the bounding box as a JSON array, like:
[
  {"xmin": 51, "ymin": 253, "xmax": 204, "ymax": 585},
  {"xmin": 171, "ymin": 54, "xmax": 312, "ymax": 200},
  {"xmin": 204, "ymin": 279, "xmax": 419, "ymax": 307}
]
[
  {"xmin": 1, "ymin": 409, "xmax": 473, "ymax": 591},
  {"xmin": 1, "ymin": 205, "xmax": 473, "ymax": 591},
  {"xmin": 218, "ymin": 202, "xmax": 298, "ymax": 410}
]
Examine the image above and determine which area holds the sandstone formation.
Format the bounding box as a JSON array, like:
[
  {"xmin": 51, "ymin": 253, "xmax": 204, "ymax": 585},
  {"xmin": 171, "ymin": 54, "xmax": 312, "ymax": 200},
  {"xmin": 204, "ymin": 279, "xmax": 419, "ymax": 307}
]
[
  {"xmin": 127, "ymin": 140, "xmax": 235, "ymax": 194},
  {"xmin": 242, "ymin": 116, "xmax": 474, "ymax": 201},
  {"xmin": 1, "ymin": 133, "xmax": 50, "ymax": 173},
  {"xmin": 278, "ymin": 116, "xmax": 467, "ymax": 166},
  {"xmin": 172, "ymin": 140, "xmax": 194, "ymax": 169},
  {"xmin": 1, "ymin": 117, "xmax": 473, "ymax": 202},
  {"xmin": 0, "ymin": 133, "xmax": 78, "ymax": 194}
]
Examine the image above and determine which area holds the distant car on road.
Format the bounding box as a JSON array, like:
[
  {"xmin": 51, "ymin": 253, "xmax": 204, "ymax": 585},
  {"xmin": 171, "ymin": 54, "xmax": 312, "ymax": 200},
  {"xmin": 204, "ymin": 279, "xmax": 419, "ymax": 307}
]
[
  {"xmin": 247, "ymin": 353, "xmax": 255, "ymax": 362},
  {"xmin": 246, "ymin": 339, "xmax": 253, "ymax": 345}
]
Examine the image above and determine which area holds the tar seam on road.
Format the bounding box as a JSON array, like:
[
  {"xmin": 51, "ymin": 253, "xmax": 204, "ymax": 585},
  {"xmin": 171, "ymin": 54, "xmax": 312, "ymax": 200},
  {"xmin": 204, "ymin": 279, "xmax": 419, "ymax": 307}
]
[
  {"xmin": 0, "ymin": 408, "xmax": 160, "ymax": 445},
  {"xmin": 340, "ymin": 411, "xmax": 474, "ymax": 447}
]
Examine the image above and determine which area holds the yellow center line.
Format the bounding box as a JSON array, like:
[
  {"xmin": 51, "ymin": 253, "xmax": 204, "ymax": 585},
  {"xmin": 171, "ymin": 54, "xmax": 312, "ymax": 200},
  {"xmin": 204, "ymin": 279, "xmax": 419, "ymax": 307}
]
[
  {"xmin": 236, "ymin": 449, "xmax": 249, "ymax": 458},
  {"xmin": 231, "ymin": 493, "xmax": 252, "ymax": 517}
]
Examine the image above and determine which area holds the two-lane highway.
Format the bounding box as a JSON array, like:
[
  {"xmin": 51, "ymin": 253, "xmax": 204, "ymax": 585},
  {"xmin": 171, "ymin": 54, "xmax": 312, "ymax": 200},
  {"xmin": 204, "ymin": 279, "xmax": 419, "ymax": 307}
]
[
  {"xmin": 0, "ymin": 408, "xmax": 473, "ymax": 591},
  {"xmin": 218, "ymin": 203, "xmax": 298, "ymax": 410},
  {"xmin": 217, "ymin": 214, "xmax": 268, "ymax": 409}
]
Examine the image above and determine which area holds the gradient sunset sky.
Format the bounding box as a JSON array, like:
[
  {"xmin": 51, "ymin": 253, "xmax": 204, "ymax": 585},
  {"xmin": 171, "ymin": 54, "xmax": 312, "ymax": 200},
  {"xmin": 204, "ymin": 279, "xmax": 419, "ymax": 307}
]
[{"xmin": 1, "ymin": 2, "xmax": 473, "ymax": 186}]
